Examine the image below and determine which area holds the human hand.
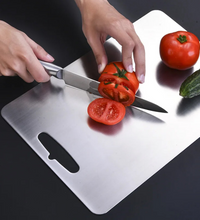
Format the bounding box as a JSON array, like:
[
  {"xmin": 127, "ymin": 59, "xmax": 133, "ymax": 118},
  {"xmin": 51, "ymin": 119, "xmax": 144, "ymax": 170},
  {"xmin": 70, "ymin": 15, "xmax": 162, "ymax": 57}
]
[
  {"xmin": 0, "ymin": 20, "xmax": 54, "ymax": 83},
  {"xmin": 74, "ymin": 0, "xmax": 145, "ymax": 83}
]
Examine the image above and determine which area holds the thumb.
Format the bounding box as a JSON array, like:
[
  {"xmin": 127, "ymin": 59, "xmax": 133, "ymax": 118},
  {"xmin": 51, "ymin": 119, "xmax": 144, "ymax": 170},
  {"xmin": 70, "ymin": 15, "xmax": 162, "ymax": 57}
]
[{"xmin": 24, "ymin": 34, "xmax": 54, "ymax": 62}]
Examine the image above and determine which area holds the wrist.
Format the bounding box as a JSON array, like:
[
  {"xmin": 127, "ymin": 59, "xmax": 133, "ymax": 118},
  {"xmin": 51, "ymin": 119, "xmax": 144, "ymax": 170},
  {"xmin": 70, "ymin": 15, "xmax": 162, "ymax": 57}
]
[{"xmin": 74, "ymin": 0, "xmax": 108, "ymax": 10}]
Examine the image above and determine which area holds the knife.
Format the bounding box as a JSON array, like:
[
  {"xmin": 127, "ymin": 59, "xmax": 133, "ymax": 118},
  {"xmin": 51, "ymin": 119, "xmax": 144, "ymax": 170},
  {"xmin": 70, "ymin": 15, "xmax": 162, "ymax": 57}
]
[{"xmin": 40, "ymin": 61, "xmax": 167, "ymax": 113}]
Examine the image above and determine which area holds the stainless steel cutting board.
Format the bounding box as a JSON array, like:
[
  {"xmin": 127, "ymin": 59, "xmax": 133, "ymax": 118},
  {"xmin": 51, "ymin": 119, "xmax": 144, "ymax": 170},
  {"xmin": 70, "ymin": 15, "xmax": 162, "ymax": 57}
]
[{"xmin": 2, "ymin": 10, "xmax": 200, "ymax": 214}]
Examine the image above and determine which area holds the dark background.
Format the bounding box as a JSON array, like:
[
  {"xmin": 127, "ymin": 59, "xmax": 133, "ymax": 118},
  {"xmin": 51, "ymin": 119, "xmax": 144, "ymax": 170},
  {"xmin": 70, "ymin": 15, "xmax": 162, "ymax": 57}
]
[{"xmin": 1, "ymin": 0, "xmax": 200, "ymax": 219}]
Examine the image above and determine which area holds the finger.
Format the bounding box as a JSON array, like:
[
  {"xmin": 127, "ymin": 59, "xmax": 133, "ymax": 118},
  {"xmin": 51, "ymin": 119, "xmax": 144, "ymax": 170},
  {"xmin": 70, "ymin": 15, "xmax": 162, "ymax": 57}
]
[
  {"xmin": 121, "ymin": 37, "xmax": 145, "ymax": 83},
  {"xmin": 0, "ymin": 54, "xmax": 45, "ymax": 83},
  {"xmin": 26, "ymin": 56, "xmax": 50, "ymax": 82},
  {"xmin": 16, "ymin": 69, "xmax": 34, "ymax": 83},
  {"xmin": 106, "ymin": 22, "xmax": 135, "ymax": 70},
  {"xmin": 6, "ymin": 61, "xmax": 35, "ymax": 82},
  {"xmin": 23, "ymin": 33, "xmax": 54, "ymax": 62},
  {"xmin": 127, "ymin": 27, "xmax": 145, "ymax": 83},
  {"xmin": 106, "ymin": 22, "xmax": 146, "ymax": 83},
  {"xmin": 85, "ymin": 31, "xmax": 108, "ymax": 73},
  {"xmin": 0, "ymin": 65, "xmax": 17, "ymax": 77},
  {"xmin": 133, "ymin": 41, "xmax": 145, "ymax": 83},
  {"xmin": 0, "ymin": 69, "xmax": 17, "ymax": 77},
  {"xmin": 121, "ymin": 37, "xmax": 135, "ymax": 72},
  {"xmin": 18, "ymin": 35, "xmax": 51, "ymax": 82},
  {"xmin": 0, "ymin": 65, "xmax": 34, "ymax": 82}
]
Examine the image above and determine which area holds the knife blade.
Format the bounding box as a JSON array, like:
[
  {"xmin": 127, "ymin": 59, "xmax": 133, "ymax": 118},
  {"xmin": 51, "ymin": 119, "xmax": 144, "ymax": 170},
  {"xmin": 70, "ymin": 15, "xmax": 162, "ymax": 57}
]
[{"xmin": 40, "ymin": 61, "xmax": 167, "ymax": 113}]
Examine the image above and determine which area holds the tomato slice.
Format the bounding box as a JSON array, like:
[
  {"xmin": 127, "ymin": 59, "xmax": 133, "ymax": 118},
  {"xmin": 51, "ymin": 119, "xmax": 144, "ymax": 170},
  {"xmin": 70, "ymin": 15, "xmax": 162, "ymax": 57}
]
[
  {"xmin": 98, "ymin": 62, "xmax": 139, "ymax": 93},
  {"xmin": 98, "ymin": 81, "xmax": 135, "ymax": 107},
  {"xmin": 87, "ymin": 98, "xmax": 126, "ymax": 125}
]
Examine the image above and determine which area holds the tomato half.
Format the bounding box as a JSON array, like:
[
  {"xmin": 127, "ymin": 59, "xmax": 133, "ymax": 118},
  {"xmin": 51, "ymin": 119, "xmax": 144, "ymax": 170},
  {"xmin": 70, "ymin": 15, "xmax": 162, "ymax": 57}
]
[
  {"xmin": 98, "ymin": 62, "xmax": 139, "ymax": 94},
  {"xmin": 160, "ymin": 31, "xmax": 200, "ymax": 70},
  {"xmin": 98, "ymin": 81, "xmax": 135, "ymax": 107},
  {"xmin": 87, "ymin": 98, "xmax": 126, "ymax": 125}
]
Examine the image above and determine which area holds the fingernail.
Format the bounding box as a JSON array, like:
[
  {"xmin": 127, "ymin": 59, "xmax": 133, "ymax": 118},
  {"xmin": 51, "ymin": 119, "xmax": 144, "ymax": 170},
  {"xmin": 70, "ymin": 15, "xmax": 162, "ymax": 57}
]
[
  {"xmin": 46, "ymin": 54, "xmax": 54, "ymax": 61},
  {"xmin": 98, "ymin": 64, "xmax": 105, "ymax": 73},
  {"xmin": 138, "ymin": 74, "xmax": 145, "ymax": 83},
  {"xmin": 44, "ymin": 75, "xmax": 50, "ymax": 82},
  {"xmin": 127, "ymin": 64, "xmax": 133, "ymax": 73}
]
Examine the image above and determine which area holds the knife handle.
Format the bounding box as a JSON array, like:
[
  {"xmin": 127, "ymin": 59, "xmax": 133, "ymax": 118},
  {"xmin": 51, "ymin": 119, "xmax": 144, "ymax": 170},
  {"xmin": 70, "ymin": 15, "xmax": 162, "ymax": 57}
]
[{"xmin": 39, "ymin": 60, "xmax": 63, "ymax": 79}]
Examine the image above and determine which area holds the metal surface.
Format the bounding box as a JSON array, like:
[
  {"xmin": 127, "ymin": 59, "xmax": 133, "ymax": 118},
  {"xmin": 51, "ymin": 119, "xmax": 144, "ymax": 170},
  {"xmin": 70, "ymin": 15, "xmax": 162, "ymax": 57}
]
[
  {"xmin": 1, "ymin": 10, "xmax": 200, "ymax": 214},
  {"xmin": 40, "ymin": 60, "xmax": 167, "ymax": 113}
]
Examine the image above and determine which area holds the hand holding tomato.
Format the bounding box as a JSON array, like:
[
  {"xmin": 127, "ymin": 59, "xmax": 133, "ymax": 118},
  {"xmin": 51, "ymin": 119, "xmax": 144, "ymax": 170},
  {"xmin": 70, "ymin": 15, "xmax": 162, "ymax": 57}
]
[
  {"xmin": 74, "ymin": 0, "xmax": 145, "ymax": 83},
  {"xmin": 160, "ymin": 31, "xmax": 200, "ymax": 70}
]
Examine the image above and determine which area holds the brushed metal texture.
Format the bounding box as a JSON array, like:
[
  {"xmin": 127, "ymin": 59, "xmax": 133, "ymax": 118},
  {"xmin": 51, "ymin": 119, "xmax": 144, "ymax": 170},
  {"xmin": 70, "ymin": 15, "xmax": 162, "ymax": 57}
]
[{"xmin": 2, "ymin": 10, "xmax": 200, "ymax": 214}]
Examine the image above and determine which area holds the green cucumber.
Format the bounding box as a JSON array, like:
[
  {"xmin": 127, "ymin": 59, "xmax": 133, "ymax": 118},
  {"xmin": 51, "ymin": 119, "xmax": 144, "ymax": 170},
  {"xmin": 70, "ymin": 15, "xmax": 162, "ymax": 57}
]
[{"xmin": 180, "ymin": 69, "xmax": 200, "ymax": 98}]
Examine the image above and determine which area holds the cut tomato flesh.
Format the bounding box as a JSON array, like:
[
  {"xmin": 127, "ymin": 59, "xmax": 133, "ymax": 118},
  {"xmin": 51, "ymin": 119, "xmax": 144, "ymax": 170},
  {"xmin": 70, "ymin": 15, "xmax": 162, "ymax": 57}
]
[
  {"xmin": 106, "ymin": 104, "xmax": 120, "ymax": 121},
  {"xmin": 98, "ymin": 82, "xmax": 135, "ymax": 107},
  {"xmin": 87, "ymin": 98, "xmax": 126, "ymax": 125},
  {"xmin": 91, "ymin": 101, "xmax": 107, "ymax": 118}
]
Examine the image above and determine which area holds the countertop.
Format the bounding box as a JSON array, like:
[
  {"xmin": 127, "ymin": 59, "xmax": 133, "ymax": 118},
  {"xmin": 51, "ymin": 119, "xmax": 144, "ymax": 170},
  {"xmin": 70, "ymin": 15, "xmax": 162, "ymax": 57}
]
[{"xmin": 1, "ymin": 0, "xmax": 200, "ymax": 219}]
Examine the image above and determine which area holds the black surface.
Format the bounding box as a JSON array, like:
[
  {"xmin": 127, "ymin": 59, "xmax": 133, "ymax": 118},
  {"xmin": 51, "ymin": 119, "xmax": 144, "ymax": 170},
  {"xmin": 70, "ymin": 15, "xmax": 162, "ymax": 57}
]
[{"xmin": 1, "ymin": 0, "xmax": 200, "ymax": 219}]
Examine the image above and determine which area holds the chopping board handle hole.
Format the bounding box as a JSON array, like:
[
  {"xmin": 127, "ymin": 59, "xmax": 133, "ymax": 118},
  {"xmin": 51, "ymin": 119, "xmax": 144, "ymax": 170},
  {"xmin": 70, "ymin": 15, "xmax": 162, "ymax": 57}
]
[{"xmin": 38, "ymin": 132, "xmax": 79, "ymax": 173}]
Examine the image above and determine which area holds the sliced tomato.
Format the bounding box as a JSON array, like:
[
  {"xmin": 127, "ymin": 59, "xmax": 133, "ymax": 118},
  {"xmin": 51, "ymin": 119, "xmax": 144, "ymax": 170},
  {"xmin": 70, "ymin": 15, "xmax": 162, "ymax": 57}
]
[
  {"xmin": 98, "ymin": 81, "xmax": 135, "ymax": 107},
  {"xmin": 98, "ymin": 62, "xmax": 139, "ymax": 93},
  {"xmin": 87, "ymin": 98, "xmax": 126, "ymax": 125}
]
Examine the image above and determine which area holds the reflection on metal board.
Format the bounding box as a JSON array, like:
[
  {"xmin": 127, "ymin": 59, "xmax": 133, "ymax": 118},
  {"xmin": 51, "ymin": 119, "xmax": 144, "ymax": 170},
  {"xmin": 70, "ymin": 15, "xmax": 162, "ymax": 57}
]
[{"xmin": 1, "ymin": 10, "xmax": 200, "ymax": 214}]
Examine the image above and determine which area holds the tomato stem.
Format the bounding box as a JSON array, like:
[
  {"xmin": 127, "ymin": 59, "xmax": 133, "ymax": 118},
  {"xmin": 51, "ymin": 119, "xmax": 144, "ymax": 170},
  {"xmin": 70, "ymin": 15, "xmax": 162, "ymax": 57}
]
[
  {"xmin": 113, "ymin": 63, "xmax": 129, "ymax": 80},
  {"xmin": 177, "ymin": 35, "xmax": 187, "ymax": 43}
]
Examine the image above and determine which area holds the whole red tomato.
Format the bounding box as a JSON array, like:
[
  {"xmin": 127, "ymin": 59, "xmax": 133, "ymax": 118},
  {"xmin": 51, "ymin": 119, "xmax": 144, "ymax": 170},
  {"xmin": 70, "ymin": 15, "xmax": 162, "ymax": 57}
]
[{"xmin": 160, "ymin": 31, "xmax": 200, "ymax": 70}]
